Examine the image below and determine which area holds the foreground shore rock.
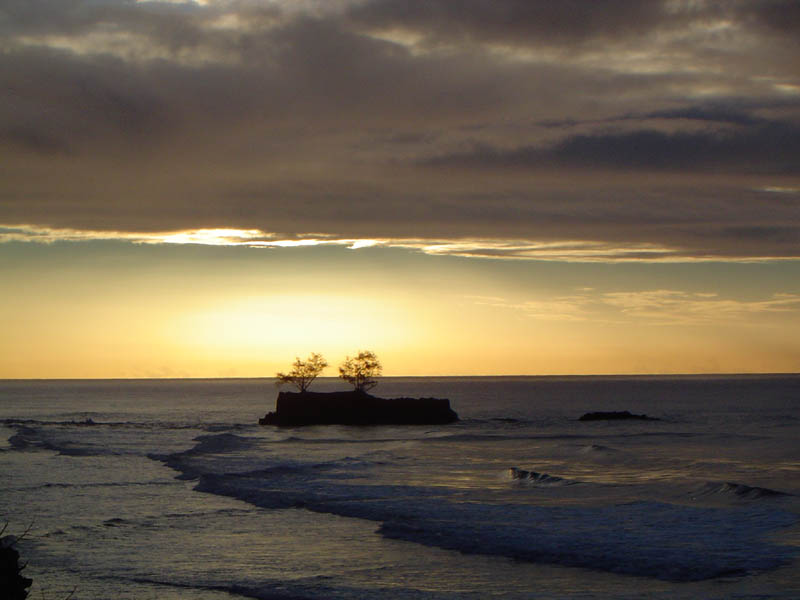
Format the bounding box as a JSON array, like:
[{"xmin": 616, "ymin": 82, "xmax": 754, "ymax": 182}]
[
  {"xmin": 1, "ymin": 535, "xmax": 32, "ymax": 600},
  {"xmin": 259, "ymin": 390, "xmax": 459, "ymax": 426}
]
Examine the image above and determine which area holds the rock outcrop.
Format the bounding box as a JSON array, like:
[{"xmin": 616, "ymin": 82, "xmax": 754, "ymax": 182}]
[
  {"xmin": 0, "ymin": 534, "xmax": 32, "ymax": 600},
  {"xmin": 259, "ymin": 390, "xmax": 459, "ymax": 426}
]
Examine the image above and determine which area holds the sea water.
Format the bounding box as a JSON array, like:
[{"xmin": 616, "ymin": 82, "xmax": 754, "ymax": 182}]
[{"xmin": 1, "ymin": 376, "xmax": 799, "ymax": 599}]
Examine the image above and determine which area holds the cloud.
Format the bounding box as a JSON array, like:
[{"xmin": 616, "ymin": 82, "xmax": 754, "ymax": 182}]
[
  {"xmin": 758, "ymin": 186, "xmax": 800, "ymax": 194},
  {"xmin": 347, "ymin": 0, "xmax": 672, "ymax": 46},
  {"xmin": 395, "ymin": 238, "xmax": 680, "ymax": 262},
  {"xmin": 1, "ymin": 0, "xmax": 799, "ymax": 262},
  {"xmin": 6, "ymin": 223, "xmax": 800, "ymax": 264},
  {"xmin": 426, "ymin": 122, "xmax": 800, "ymax": 174},
  {"xmin": 601, "ymin": 290, "xmax": 800, "ymax": 324},
  {"xmin": 641, "ymin": 105, "xmax": 766, "ymax": 127},
  {"xmin": 474, "ymin": 289, "xmax": 800, "ymax": 325},
  {"xmin": 471, "ymin": 295, "xmax": 595, "ymax": 321},
  {"xmin": 730, "ymin": 0, "xmax": 800, "ymax": 36},
  {"xmin": 0, "ymin": 224, "xmax": 358, "ymax": 248},
  {"xmin": 538, "ymin": 98, "xmax": 800, "ymax": 130},
  {"xmin": 0, "ymin": 125, "xmax": 71, "ymax": 155}
]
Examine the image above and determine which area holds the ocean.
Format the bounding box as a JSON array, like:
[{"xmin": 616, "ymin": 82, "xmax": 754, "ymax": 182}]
[{"xmin": 1, "ymin": 376, "xmax": 799, "ymax": 599}]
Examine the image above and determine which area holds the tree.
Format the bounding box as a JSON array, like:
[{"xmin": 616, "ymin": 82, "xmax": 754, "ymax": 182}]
[
  {"xmin": 276, "ymin": 352, "xmax": 328, "ymax": 392},
  {"xmin": 339, "ymin": 350, "xmax": 382, "ymax": 392}
]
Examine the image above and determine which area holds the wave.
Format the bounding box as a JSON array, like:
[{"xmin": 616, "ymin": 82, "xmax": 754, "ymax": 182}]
[
  {"xmin": 181, "ymin": 456, "xmax": 798, "ymax": 582},
  {"xmin": 377, "ymin": 500, "xmax": 797, "ymax": 582},
  {"xmin": 431, "ymin": 432, "xmax": 596, "ymax": 443},
  {"xmin": 7, "ymin": 426, "xmax": 114, "ymax": 456},
  {"xmin": 424, "ymin": 431, "xmax": 705, "ymax": 444},
  {"xmin": 123, "ymin": 575, "xmax": 398, "ymax": 600},
  {"xmin": 162, "ymin": 457, "xmax": 372, "ymax": 488},
  {"xmin": 3, "ymin": 417, "xmax": 101, "ymax": 427},
  {"xmin": 449, "ymin": 417, "xmax": 534, "ymax": 427},
  {"xmin": 9, "ymin": 480, "xmax": 180, "ymax": 493},
  {"xmin": 693, "ymin": 481, "xmax": 793, "ymax": 500},
  {"xmin": 150, "ymin": 433, "xmax": 261, "ymax": 479},
  {"xmin": 182, "ymin": 432, "xmax": 255, "ymax": 455},
  {"xmin": 149, "ymin": 427, "xmax": 800, "ymax": 582},
  {"xmin": 507, "ymin": 467, "xmax": 577, "ymax": 486},
  {"xmin": 578, "ymin": 443, "xmax": 620, "ymax": 454},
  {"xmin": 2, "ymin": 418, "xmax": 245, "ymax": 432},
  {"xmin": 202, "ymin": 423, "xmax": 252, "ymax": 432},
  {"xmin": 7, "ymin": 421, "xmax": 255, "ymax": 459},
  {"xmin": 43, "ymin": 508, "xmax": 258, "ymax": 539},
  {"xmin": 280, "ymin": 436, "xmax": 422, "ymax": 445},
  {"xmin": 7, "ymin": 427, "xmax": 38, "ymax": 450},
  {"xmin": 99, "ymin": 508, "xmax": 253, "ymax": 528}
]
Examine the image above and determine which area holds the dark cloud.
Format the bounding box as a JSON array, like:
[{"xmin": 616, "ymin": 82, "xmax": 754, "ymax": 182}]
[
  {"xmin": 641, "ymin": 106, "xmax": 766, "ymax": 127},
  {"xmin": 0, "ymin": 15, "xmax": 544, "ymax": 152},
  {"xmin": 0, "ymin": 46, "xmax": 174, "ymax": 156},
  {"xmin": 349, "ymin": 0, "xmax": 800, "ymax": 47},
  {"xmin": 427, "ymin": 122, "xmax": 800, "ymax": 175},
  {"xmin": 723, "ymin": 225, "xmax": 800, "ymax": 243},
  {"xmin": 730, "ymin": 0, "xmax": 800, "ymax": 36},
  {"xmin": 0, "ymin": 126, "xmax": 71, "ymax": 155},
  {"xmin": 348, "ymin": 0, "xmax": 673, "ymax": 45},
  {"xmin": 0, "ymin": 0, "xmax": 217, "ymax": 44},
  {"xmin": 536, "ymin": 104, "xmax": 769, "ymax": 130},
  {"xmin": 1, "ymin": 0, "xmax": 799, "ymax": 260}
]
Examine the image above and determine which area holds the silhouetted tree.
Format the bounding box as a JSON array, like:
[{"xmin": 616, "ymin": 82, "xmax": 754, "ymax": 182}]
[
  {"xmin": 339, "ymin": 350, "xmax": 382, "ymax": 392},
  {"xmin": 276, "ymin": 353, "xmax": 328, "ymax": 392}
]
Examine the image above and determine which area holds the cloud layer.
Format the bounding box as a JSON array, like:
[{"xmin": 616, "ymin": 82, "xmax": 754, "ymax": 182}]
[
  {"xmin": 2, "ymin": 0, "xmax": 799, "ymax": 260},
  {"xmin": 473, "ymin": 289, "xmax": 800, "ymax": 325}
]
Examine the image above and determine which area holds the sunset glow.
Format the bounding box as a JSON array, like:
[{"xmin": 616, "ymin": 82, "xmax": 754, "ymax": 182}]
[{"xmin": 2, "ymin": 1, "xmax": 799, "ymax": 378}]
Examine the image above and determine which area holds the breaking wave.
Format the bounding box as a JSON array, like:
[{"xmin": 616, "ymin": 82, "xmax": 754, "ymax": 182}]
[
  {"xmin": 578, "ymin": 443, "xmax": 619, "ymax": 454},
  {"xmin": 507, "ymin": 467, "xmax": 577, "ymax": 485},
  {"xmin": 7, "ymin": 426, "xmax": 114, "ymax": 456},
  {"xmin": 158, "ymin": 446, "xmax": 798, "ymax": 582},
  {"xmin": 693, "ymin": 481, "xmax": 793, "ymax": 500},
  {"xmin": 2, "ymin": 418, "xmax": 245, "ymax": 432}
]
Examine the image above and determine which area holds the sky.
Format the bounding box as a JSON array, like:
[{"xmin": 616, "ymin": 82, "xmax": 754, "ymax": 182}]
[{"xmin": 2, "ymin": 0, "xmax": 800, "ymax": 378}]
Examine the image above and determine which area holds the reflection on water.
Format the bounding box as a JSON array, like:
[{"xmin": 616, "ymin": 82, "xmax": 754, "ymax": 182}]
[{"xmin": 0, "ymin": 376, "xmax": 799, "ymax": 599}]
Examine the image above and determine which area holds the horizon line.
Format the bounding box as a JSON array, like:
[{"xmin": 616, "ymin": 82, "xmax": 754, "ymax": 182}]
[{"xmin": 2, "ymin": 372, "xmax": 799, "ymax": 382}]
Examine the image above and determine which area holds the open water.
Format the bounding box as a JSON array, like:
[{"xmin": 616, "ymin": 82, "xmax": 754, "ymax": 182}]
[{"xmin": 1, "ymin": 376, "xmax": 799, "ymax": 599}]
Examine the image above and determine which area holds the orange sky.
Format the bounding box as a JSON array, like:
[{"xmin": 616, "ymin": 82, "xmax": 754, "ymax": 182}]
[{"xmin": 3, "ymin": 240, "xmax": 799, "ymax": 378}]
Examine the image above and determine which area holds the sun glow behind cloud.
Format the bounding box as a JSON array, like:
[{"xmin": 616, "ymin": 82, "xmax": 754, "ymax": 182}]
[{"xmin": 5, "ymin": 223, "xmax": 796, "ymax": 263}]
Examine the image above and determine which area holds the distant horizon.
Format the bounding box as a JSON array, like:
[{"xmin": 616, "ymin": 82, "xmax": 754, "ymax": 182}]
[{"xmin": 4, "ymin": 372, "xmax": 800, "ymax": 382}]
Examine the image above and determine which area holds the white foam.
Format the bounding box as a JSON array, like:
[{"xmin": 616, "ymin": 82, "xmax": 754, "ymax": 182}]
[{"xmin": 177, "ymin": 455, "xmax": 798, "ymax": 581}]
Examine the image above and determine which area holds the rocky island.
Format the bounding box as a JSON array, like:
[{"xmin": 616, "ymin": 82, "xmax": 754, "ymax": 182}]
[
  {"xmin": 259, "ymin": 390, "xmax": 459, "ymax": 426},
  {"xmin": 264, "ymin": 351, "xmax": 459, "ymax": 426}
]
